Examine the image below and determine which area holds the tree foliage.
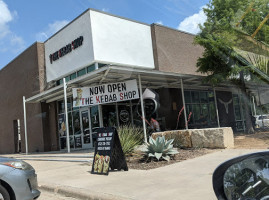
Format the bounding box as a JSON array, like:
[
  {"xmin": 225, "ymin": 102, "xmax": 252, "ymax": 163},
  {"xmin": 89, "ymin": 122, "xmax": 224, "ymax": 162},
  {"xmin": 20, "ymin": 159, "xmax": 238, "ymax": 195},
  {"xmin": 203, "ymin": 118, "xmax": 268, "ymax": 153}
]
[
  {"xmin": 194, "ymin": 0, "xmax": 269, "ymax": 133},
  {"xmin": 195, "ymin": 0, "xmax": 269, "ymax": 84}
]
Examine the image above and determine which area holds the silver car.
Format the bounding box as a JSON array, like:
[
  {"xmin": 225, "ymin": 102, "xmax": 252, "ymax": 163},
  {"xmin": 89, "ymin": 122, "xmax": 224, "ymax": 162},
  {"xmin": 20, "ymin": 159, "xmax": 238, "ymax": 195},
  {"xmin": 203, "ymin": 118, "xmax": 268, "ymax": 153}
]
[{"xmin": 0, "ymin": 157, "xmax": 40, "ymax": 200}]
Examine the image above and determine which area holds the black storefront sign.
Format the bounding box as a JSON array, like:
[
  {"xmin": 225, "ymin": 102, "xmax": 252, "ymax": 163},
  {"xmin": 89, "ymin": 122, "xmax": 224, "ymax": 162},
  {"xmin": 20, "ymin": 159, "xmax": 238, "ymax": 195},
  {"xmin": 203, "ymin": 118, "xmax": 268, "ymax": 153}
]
[{"xmin": 91, "ymin": 127, "xmax": 128, "ymax": 175}]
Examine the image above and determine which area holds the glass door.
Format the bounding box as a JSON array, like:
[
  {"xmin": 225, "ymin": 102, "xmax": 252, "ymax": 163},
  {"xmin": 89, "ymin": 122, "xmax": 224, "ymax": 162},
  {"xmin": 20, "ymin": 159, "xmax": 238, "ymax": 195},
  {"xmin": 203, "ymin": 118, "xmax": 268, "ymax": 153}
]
[
  {"xmin": 90, "ymin": 106, "xmax": 100, "ymax": 147},
  {"xmin": 80, "ymin": 108, "xmax": 92, "ymax": 148},
  {"xmin": 73, "ymin": 109, "xmax": 82, "ymax": 148}
]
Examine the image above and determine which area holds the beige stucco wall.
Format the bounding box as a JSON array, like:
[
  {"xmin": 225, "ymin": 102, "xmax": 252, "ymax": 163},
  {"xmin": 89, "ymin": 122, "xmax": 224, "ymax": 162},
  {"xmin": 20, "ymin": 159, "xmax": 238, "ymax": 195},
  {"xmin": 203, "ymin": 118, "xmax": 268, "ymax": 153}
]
[{"xmin": 151, "ymin": 24, "xmax": 204, "ymax": 76}]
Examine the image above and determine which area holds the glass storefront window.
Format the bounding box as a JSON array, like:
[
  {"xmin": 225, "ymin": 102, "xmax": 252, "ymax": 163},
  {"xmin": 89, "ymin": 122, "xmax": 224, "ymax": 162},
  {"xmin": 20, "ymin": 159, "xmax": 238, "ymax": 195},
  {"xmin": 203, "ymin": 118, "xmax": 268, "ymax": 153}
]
[
  {"xmin": 77, "ymin": 68, "xmax": 86, "ymax": 77},
  {"xmin": 185, "ymin": 90, "xmax": 217, "ymax": 128},
  {"xmin": 200, "ymin": 92, "xmax": 208, "ymax": 103},
  {"xmin": 233, "ymin": 94, "xmax": 242, "ymax": 120},
  {"xmin": 186, "ymin": 104, "xmax": 194, "ymax": 124},
  {"xmin": 209, "ymin": 103, "xmax": 216, "ymax": 122},
  {"xmin": 56, "ymin": 79, "xmax": 63, "ymax": 86},
  {"xmin": 58, "ymin": 101, "xmax": 65, "ymax": 114},
  {"xmin": 58, "ymin": 99, "xmax": 72, "ymax": 114},
  {"xmin": 184, "ymin": 91, "xmax": 191, "ymax": 103},
  {"xmin": 102, "ymin": 104, "xmax": 117, "ymax": 127},
  {"xmin": 201, "ymin": 104, "xmax": 209, "ymax": 117},
  {"xmin": 193, "ymin": 104, "xmax": 201, "ymax": 121},
  {"xmin": 208, "ymin": 91, "xmax": 214, "ymax": 102},
  {"xmin": 65, "ymin": 75, "xmax": 70, "ymax": 82},
  {"xmin": 132, "ymin": 100, "xmax": 143, "ymax": 127},
  {"xmin": 90, "ymin": 106, "xmax": 99, "ymax": 129},
  {"xmin": 98, "ymin": 63, "xmax": 107, "ymax": 68},
  {"xmin": 70, "ymin": 73, "xmax": 77, "ymax": 80},
  {"xmin": 72, "ymin": 110, "xmax": 80, "ymax": 135},
  {"xmin": 118, "ymin": 102, "xmax": 132, "ymax": 126},
  {"xmin": 87, "ymin": 64, "xmax": 95, "ymax": 73},
  {"xmin": 191, "ymin": 91, "xmax": 200, "ymax": 103}
]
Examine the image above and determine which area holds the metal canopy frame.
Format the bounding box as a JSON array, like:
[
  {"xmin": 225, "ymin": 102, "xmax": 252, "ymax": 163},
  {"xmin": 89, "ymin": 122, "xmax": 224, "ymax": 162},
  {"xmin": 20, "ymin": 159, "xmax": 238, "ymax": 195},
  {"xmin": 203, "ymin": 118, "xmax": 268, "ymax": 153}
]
[
  {"xmin": 25, "ymin": 65, "xmax": 242, "ymax": 104},
  {"xmin": 22, "ymin": 65, "xmax": 269, "ymax": 153}
]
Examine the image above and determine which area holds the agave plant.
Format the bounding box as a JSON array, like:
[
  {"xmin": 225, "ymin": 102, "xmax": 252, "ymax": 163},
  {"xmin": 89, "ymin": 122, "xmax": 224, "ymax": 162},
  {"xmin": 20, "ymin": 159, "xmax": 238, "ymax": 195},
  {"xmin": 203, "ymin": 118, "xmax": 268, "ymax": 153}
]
[{"xmin": 143, "ymin": 136, "xmax": 179, "ymax": 161}]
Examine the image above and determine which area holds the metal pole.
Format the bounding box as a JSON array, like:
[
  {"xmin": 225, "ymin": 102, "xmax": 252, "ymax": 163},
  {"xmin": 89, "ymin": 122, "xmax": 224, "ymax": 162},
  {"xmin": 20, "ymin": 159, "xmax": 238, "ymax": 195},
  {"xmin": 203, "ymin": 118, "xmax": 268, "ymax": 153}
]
[
  {"xmin": 252, "ymin": 96, "xmax": 257, "ymax": 116},
  {"xmin": 23, "ymin": 96, "xmax": 28, "ymax": 154},
  {"xmin": 180, "ymin": 79, "xmax": 188, "ymax": 130},
  {"xmin": 130, "ymin": 101, "xmax": 134, "ymax": 125},
  {"xmin": 116, "ymin": 102, "xmax": 120, "ymax": 127},
  {"xmin": 63, "ymin": 78, "xmax": 70, "ymax": 153},
  {"xmin": 238, "ymin": 90, "xmax": 246, "ymax": 132},
  {"xmin": 138, "ymin": 75, "xmax": 147, "ymax": 143},
  {"xmin": 98, "ymin": 105, "xmax": 103, "ymax": 127},
  {"xmin": 213, "ymin": 87, "xmax": 220, "ymax": 128},
  {"xmin": 257, "ymin": 88, "xmax": 264, "ymax": 127}
]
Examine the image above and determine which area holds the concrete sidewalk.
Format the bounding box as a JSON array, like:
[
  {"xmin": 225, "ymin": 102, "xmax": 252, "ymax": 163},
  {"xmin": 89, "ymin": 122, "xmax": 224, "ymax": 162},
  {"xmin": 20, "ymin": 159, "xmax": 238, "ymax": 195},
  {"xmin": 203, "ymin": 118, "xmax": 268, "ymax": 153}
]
[{"xmin": 2, "ymin": 149, "xmax": 268, "ymax": 200}]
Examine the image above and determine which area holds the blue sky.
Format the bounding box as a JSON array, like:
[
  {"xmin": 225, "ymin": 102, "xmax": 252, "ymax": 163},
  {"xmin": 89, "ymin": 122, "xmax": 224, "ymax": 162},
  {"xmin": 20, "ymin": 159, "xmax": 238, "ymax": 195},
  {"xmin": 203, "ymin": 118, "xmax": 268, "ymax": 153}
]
[{"xmin": 0, "ymin": 0, "xmax": 209, "ymax": 69}]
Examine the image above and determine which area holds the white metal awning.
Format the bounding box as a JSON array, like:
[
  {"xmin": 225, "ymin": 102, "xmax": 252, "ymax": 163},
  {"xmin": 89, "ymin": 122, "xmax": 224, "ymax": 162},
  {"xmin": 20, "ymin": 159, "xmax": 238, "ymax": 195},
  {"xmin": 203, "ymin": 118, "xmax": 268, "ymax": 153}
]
[
  {"xmin": 25, "ymin": 65, "xmax": 269, "ymax": 104},
  {"xmin": 25, "ymin": 65, "xmax": 207, "ymax": 103}
]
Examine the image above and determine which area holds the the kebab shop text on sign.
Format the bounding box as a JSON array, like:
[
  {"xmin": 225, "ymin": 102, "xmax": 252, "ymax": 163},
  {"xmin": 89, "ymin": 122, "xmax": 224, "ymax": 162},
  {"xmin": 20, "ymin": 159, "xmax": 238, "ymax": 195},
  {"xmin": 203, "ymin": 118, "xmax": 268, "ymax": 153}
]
[{"xmin": 73, "ymin": 79, "xmax": 139, "ymax": 107}]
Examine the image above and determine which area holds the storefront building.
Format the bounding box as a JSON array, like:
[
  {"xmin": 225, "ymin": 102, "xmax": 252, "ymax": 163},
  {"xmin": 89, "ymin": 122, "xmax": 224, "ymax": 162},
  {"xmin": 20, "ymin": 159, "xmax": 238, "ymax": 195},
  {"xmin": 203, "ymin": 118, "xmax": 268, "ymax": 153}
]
[{"xmin": 0, "ymin": 9, "xmax": 267, "ymax": 154}]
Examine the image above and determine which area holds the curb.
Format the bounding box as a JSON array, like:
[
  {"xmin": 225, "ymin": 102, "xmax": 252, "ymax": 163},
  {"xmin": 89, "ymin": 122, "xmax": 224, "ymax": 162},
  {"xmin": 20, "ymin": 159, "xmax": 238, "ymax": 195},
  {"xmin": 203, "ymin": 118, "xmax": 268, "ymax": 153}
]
[
  {"xmin": 19, "ymin": 158, "xmax": 92, "ymax": 163},
  {"xmin": 39, "ymin": 184, "xmax": 133, "ymax": 200}
]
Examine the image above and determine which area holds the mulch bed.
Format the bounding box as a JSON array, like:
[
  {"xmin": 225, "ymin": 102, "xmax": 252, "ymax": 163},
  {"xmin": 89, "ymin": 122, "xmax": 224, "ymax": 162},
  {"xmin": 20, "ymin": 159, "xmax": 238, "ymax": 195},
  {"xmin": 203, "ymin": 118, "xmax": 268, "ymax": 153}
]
[{"xmin": 126, "ymin": 148, "xmax": 217, "ymax": 170}]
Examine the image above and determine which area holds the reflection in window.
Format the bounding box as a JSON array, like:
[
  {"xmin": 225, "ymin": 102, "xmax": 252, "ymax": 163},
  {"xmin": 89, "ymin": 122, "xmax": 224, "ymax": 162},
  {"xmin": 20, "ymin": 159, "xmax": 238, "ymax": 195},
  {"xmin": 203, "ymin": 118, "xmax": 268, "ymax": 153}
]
[
  {"xmin": 200, "ymin": 92, "xmax": 208, "ymax": 103},
  {"xmin": 87, "ymin": 64, "xmax": 95, "ymax": 73},
  {"xmin": 72, "ymin": 110, "xmax": 80, "ymax": 135},
  {"xmin": 184, "ymin": 91, "xmax": 191, "ymax": 103},
  {"xmin": 77, "ymin": 68, "xmax": 86, "ymax": 77},
  {"xmin": 185, "ymin": 90, "xmax": 217, "ymax": 128},
  {"xmin": 90, "ymin": 106, "xmax": 99, "ymax": 129},
  {"xmin": 191, "ymin": 91, "xmax": 200, "ymax": 103}
]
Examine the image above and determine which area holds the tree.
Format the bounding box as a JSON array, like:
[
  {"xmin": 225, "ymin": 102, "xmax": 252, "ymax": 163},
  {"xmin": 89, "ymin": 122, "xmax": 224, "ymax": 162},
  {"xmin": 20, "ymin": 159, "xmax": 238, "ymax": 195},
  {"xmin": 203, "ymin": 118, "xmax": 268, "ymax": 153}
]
[{"xmin": 195, "ymin": 0, "xmax": 269, "ymax": 134}]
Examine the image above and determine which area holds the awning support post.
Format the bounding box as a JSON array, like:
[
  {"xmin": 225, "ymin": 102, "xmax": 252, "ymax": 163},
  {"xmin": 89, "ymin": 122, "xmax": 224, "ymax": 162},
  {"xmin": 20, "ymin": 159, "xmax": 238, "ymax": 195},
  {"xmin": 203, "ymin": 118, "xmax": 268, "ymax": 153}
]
[
  {"xmin": 23, "ymin": 96, "xmax": 28, "ymax": 154},
  {"xmin": 180, "ymin": 79, "xmax": 188, "ymax": 130},
  {"xmin": 63, "ymin": 78, "xmax": 71, "ymax": 153},
  {"xmin": 252, "ymin": 96, "xmax": 257, "ymax": 116},
  {"xmin": 138, "ymin": 75, "xmax": 147, "ymax": 143},
  {"xmin": 213, "ymin": 87, "xmax": 220, "ymax": 128}
]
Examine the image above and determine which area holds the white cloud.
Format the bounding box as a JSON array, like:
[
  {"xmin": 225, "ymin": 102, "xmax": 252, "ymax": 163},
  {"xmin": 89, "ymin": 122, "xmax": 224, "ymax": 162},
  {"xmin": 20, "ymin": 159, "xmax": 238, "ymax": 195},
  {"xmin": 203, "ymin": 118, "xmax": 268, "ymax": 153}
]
[
  {"xmin": 156, "ymin": 21, "xmax": 163, "ymax": 25},
  {"xmin": 36, "ymin": 20, "xmax": 69, "ymax": 41},
  {"xmin": 0, "ymin": 0, "xmax": 12, "ymax": 24},
  {"xmin": 10, "ymin": 35, "xmax": 25, "ymax": 53},
  {"xmin": 0, "ymin": 0, "xmax": 25, "ymax": 53},
  {"xmin": 0, "ymin": 0, "xmax": 12, "ymax": 39},
  {"xmin": 178, "ymin": 6, "xmax": 207, "ymax": 34},
  {"xmin": 102, "ymin": 8, "xmax": 109, "ymax": 12}
]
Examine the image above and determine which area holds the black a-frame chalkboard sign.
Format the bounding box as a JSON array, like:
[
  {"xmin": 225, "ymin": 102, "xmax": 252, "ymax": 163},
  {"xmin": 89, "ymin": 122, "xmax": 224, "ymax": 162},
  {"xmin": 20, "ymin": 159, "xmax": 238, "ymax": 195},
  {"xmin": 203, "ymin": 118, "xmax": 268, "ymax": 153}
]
[{"xmin": 91, "ymin": 127, "xmax": 128, "ymax": 175}]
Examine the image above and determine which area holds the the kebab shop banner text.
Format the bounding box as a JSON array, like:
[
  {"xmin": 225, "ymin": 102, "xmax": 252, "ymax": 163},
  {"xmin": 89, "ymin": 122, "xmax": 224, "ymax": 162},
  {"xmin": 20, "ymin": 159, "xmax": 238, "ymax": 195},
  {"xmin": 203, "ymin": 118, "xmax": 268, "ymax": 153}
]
[{"xmin": 72, "ymin": 79, "xmax": 139, "ymax": 107}]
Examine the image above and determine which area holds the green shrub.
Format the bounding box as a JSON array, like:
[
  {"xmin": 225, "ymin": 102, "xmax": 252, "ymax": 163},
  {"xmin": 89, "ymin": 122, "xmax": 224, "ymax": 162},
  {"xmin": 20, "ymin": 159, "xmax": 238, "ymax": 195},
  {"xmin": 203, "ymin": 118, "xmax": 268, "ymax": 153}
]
[
  {"xmin": 143, "ymin": 136, "xmax": 178, "ymax": 161},
  {"xmin": 118, "ymin": 125, "xmax": 144, "ymax": 156}
]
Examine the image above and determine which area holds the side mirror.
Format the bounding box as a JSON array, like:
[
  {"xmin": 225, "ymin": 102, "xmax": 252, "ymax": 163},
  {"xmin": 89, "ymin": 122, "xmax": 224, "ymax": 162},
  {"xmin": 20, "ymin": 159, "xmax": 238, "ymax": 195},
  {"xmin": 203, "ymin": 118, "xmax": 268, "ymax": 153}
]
[{"xmin": 213, "ymin": 151, "xmax": 269, "ymax": 200}]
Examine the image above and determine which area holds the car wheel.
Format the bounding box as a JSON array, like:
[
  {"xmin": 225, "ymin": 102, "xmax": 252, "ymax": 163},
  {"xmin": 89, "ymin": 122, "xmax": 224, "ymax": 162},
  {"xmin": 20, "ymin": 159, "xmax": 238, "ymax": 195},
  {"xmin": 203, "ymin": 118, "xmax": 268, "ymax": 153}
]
[{"xmin": 0, "ymin": 185, "xmax": 10, "ymax": 200}]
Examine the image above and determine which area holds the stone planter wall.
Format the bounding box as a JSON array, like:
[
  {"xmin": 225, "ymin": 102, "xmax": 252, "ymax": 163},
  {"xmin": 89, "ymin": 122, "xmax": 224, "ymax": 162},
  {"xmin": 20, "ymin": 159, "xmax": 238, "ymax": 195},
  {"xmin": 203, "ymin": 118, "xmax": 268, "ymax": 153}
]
[{"xmin": 152, "ymin": 127, "xmax": 234, "ymax": 149}]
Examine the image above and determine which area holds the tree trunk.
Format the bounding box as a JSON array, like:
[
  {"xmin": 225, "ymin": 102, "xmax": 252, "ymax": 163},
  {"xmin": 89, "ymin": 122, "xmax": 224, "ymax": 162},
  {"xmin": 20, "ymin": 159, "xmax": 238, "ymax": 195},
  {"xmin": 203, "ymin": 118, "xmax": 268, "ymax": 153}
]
[{"xmin": 239, "ymin": 71, "xmax": 255, "ymax": 134}]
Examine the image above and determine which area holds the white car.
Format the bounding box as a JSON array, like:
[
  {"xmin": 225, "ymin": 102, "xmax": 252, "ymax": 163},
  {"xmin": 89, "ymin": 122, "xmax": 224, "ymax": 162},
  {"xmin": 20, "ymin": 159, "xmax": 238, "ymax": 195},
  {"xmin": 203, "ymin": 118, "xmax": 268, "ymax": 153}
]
[
  {"xmin": 0, "ymin": 157, "xmax": 40, "ymax": 200},
  {"xmin": 256, "ymin": 115, "xmax": 269, "ymax": 128}
]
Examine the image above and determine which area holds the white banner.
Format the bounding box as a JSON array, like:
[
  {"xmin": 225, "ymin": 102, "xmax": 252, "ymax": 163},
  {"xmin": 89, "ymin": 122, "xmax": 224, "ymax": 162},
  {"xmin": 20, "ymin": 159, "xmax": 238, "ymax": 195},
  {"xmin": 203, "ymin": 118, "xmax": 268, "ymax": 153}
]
[{"xmin": 72, "ymin": 79, "xmax": 139, "ymax": 107}]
